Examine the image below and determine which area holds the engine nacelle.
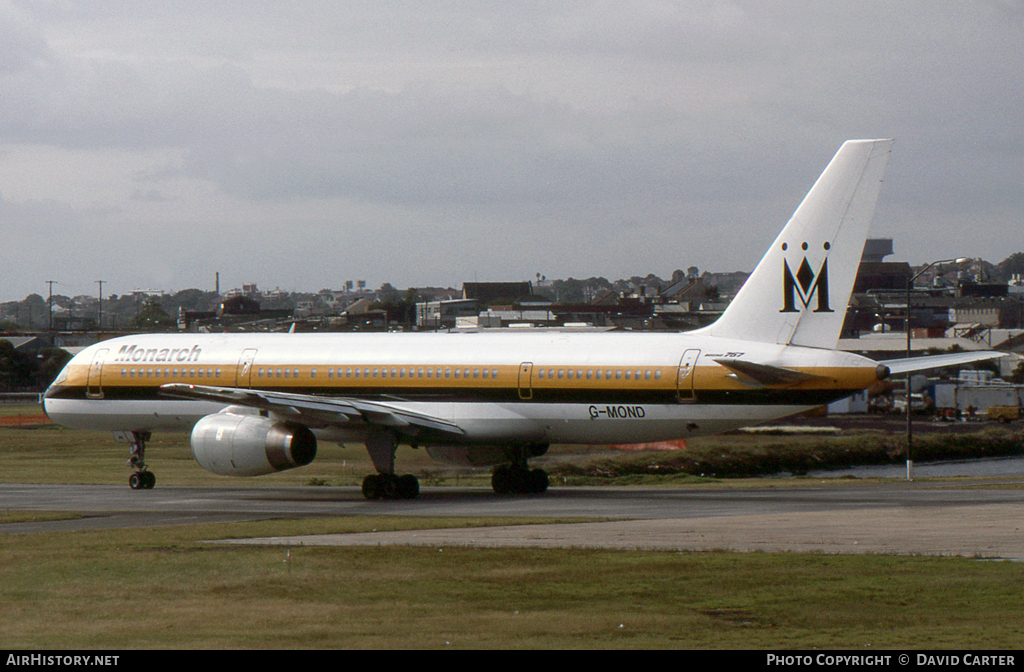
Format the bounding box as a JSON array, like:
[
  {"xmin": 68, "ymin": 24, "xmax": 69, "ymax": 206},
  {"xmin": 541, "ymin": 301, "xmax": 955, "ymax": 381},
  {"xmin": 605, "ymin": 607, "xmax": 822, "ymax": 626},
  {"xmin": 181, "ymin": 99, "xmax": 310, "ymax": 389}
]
[{"xmin": 191, "ymin": 409, "xmax": 317, "ymax": 477}]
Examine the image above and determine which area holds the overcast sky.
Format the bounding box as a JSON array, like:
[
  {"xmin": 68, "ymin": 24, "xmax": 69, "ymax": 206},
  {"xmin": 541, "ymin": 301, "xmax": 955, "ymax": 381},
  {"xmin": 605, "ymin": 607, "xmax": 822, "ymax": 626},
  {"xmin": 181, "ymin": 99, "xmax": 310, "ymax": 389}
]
[{"xmin": 1, "ymin": 1, "xmax": 1022, "ymax": 301}]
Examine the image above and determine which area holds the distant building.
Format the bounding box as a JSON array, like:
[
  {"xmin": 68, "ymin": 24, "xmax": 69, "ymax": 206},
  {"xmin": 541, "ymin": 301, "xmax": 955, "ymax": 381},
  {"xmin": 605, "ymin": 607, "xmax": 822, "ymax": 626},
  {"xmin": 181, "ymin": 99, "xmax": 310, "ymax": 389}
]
[
  {"xmin": 416, "ymin": 299, "xmax": 479, "ymax": 329},
  {"xmin": 461, "ymin": 282, "xmax": 533, "ymax": 305},
  {"xmin": 861, "ymin": 238, "xmax": 894, "ymax": 263},
  {"xmin": 219, "ymin": 296, "xmax": 261, "ymax": 316},
  {"xmin": 853, "ymin": 262, "xmax": 911, "ymax": 293}
]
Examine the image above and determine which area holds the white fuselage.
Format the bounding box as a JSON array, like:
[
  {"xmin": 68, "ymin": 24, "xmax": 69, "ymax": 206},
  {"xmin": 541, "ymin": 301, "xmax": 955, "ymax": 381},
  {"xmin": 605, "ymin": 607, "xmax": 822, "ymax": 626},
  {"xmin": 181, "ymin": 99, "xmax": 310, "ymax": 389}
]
[{"xmin": 44, "ymin": 330, "xmax": 879, "ymax": 447}]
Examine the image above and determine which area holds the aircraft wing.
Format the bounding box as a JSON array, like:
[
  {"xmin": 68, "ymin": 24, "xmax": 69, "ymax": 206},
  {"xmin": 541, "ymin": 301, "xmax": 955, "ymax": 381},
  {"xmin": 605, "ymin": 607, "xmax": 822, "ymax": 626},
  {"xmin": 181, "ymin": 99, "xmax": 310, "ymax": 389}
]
[
  {"xmin": 159, "ymin": 383, "xmax": 465, "ymax": 439},
  {"xmin": 713, "ymin": 358, "xmax": 826, "ymax": 387},
  {"xmin": 878, "ymin": 351, "xmax": 1006, "ymax": 376}
]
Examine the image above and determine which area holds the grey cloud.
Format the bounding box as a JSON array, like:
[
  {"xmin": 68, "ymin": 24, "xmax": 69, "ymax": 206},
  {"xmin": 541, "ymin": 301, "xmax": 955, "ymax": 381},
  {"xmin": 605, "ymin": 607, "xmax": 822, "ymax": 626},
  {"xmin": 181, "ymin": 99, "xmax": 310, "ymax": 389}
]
[{"xmin": 1, "ymin": 1, "xmax": 1023, "ymax": 301}]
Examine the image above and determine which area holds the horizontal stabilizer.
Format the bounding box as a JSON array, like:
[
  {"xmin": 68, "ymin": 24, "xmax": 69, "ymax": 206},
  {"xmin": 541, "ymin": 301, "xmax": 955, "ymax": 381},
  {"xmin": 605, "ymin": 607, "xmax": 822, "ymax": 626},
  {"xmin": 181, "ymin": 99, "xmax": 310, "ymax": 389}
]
[
  {"xmin": 878, "ymin": 352, "xmax": 1006, "ymax": 376},
  {"xmin": 713, "ymin": 358, "xmax": 825, "ymax": 387}
]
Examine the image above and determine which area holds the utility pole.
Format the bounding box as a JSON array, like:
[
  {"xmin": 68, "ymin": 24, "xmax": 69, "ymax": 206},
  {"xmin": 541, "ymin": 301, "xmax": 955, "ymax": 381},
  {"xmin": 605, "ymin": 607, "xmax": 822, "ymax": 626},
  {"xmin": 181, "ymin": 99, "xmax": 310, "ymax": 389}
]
[
  {"xmin": 96, "ymin": 280, "xmax": 105, "ymax": 335},
  {"xmin": 45, "ymin": 280, "xmax": 57, "ymax": 332}
]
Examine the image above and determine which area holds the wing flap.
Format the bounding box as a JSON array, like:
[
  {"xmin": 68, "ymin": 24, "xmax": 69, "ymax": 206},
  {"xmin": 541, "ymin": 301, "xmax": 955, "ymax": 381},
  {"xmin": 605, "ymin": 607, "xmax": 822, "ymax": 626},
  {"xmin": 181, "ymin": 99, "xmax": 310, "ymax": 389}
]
[{"xmin": 159, "ymin": 383, "xmax": 464, "ymax": 437}]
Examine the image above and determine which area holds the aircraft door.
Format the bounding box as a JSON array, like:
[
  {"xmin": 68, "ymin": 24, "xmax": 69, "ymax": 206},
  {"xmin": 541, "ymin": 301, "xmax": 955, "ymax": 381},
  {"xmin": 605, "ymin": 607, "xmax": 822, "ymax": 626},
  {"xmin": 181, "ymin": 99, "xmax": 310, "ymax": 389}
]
[
  {"xmin": 518, "ymin": 362, "xmax": 534, "ymax": 400},
  {"xmin": 86, "ymin": 349, "xmax": 109, "ymax": 399},
  {"xmin": 676, "ymin": 349, "xmax": 700, "ymax": 402},
  {"xmin": 236, "ymin": 349, "xmax": 258, "ymax": 388}
]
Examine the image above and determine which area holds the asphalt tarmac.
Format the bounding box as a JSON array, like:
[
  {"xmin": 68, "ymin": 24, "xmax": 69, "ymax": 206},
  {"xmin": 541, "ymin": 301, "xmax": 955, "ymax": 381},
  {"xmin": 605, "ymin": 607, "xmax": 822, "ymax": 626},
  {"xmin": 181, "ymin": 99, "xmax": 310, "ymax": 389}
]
[{"xmin": 2, "ymin": 479, "xmax": 1024, "ymax": 559}]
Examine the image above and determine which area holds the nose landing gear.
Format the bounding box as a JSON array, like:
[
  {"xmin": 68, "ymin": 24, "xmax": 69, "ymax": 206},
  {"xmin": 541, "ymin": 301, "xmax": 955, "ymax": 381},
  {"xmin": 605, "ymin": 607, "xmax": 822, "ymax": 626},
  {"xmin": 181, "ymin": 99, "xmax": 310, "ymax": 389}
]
[{"xmin": 117, "ymin": 430, "xmax": 156, "ymax": 490}]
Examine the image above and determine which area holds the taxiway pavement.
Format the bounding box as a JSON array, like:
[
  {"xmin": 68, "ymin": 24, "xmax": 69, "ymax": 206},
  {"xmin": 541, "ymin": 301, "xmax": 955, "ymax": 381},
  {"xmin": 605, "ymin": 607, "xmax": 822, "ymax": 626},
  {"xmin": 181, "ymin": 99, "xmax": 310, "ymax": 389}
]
[{"xmin": 2, "ymin": 480, "xmax": 1023, "ymax": 559}]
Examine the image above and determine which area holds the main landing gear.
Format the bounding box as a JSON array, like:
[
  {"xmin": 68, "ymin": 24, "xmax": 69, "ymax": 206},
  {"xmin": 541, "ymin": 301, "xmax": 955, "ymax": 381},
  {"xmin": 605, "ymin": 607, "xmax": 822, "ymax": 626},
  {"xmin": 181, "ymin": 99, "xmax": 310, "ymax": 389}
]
[
  {"xmin": 491, "ymin": 464, "xmax": 549, "ymax": 494},
  {"xmin": 361, "ymin": 430, "xmax": 419, "ymax": 500},
  {"xmin": 118, "ymin": 430, "xmax": 156, "ymax": 490},
  {"xmin": 492, "ymin": 444, "xmax": 550, "ymax": 494},
  {"xmin": 362, "ymin": 473, "xmax": 419, "ymax": 500},
  {"xmin": 358, "ymin": 433, "xmax": 550, "ymax": 500}
]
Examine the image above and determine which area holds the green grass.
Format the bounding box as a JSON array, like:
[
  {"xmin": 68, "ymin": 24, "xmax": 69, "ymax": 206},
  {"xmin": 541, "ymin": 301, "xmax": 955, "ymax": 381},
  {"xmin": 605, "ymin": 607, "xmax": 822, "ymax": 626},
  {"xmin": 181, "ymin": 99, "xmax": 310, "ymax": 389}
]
[
  {"xmin": 4, "ymin": 421, "xmax": 1022, "ymax": 489},
  {"xmin": 0, "ymin": 424, "xmax": 465, "ymax": 488},
  {"xmin": 1, "ymin": 519, "xmax": 1022, "ymax": 648},
  {"xmin": 3, "ymin": 419, "xmax": 1024, "ymax": 648}
]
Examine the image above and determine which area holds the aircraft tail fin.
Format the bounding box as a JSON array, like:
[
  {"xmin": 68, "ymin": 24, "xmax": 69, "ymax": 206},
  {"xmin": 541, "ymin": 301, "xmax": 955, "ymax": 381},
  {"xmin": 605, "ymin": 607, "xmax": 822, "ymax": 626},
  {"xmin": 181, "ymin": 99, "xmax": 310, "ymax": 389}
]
[{"xmin": 704, "ymin": 139, "xmax": 893, "ymax": 350}]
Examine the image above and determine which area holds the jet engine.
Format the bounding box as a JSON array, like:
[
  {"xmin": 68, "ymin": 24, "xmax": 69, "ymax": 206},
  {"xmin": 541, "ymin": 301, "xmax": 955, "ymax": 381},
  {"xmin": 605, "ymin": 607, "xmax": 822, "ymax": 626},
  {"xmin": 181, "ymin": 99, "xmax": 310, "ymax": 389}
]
[{"xmin": 190, "ymin": 408, "xmax": 317, "ymax": 477}]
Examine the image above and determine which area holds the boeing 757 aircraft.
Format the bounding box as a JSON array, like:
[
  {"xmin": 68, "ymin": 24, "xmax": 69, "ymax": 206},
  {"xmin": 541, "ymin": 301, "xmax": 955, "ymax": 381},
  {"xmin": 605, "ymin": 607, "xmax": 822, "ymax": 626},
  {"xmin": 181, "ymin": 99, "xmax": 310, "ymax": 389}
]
[{"xmin": 43, "ymin": 139, "xmax": 1002, "ymax": 499}]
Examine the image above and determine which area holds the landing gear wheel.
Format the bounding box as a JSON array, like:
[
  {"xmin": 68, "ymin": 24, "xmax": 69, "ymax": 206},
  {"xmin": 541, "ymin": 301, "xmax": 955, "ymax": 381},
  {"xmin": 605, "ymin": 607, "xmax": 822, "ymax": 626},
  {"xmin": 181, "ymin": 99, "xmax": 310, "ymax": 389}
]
[
  {"xmin": 528, "ymin": 468, "xmax": 549, "ymax": 494},
  {"xmin": 129, "ymin": 471, "xmax": 156, "ymax": 490},
  {"xmin": 492, "ymin": 464, "xmax": 513, "ymax": 494},
  {"xmin": 492, "ymin": 465, "xmax": 549, "ymax": 494},
  {"xmin": 397, "ymin": 474, "xmax": 420, "ymax": 499},
  {"xmin": 361, "ymin": 474, "xmax": 420, "ymax": 500},
  {"xmin": 362, "ymin": 474, "xmax": 382, "ymax": 500}
]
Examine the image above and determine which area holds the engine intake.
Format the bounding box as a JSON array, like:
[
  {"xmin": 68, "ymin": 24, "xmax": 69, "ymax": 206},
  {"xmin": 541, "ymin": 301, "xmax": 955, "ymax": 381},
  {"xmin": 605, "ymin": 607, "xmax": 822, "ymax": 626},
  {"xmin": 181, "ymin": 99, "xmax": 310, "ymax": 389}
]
[{"xmin": 191, "ymin": 410, "xmax": 317, "ymax": 477}]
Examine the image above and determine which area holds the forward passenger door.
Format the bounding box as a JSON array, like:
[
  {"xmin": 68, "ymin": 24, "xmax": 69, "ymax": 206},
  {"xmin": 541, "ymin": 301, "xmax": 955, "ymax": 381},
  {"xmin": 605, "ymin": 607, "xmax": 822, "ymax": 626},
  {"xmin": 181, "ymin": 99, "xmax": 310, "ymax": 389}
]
[{"xmin": 236, "ymin": 349, "xmax": 258, "ymax": 388}]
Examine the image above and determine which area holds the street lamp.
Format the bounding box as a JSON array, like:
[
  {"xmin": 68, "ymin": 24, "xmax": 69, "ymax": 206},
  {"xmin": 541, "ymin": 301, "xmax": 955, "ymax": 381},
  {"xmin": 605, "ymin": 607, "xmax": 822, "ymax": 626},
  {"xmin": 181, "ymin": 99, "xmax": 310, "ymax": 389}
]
[{"xmin": 905, "ymin": 257, "xmax": 972, "ymax": 480}]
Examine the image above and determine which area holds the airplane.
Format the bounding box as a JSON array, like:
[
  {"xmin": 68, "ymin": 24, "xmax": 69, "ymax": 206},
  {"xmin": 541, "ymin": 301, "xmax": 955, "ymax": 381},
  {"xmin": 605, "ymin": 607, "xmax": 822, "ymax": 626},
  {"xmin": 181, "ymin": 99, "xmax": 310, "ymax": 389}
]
[{"xmin": 42, "ymin": 139, "xmax": 1003, "ymax": 499}]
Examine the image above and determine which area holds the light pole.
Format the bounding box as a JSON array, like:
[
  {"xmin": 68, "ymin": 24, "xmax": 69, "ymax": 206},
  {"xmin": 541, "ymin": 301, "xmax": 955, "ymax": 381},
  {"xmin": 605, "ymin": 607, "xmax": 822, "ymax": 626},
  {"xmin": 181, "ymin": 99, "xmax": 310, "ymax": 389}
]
[
  {"xmin": 97, "ymin": 280, "xmax": 104, "ymax": 336},
  {"xmin": 905, "ymin": 257, "xmax": 972, "ymax": 480}
]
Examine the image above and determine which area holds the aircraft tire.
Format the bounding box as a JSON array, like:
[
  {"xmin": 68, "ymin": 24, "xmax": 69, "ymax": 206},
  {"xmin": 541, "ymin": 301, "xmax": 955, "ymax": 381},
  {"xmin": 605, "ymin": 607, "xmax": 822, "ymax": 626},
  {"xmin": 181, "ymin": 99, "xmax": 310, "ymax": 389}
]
[
  {"xmin": 492, "ymin": 465, "xmax": 513, "ymax": 494},
  {"xmin": 362, "ymin": 473, "xmax": 419, "ymax": 500},
  {"xmin": 362, "ymin": 474, "xmax": 382, "ymax": 500},
  {"xmin": 492, "ymin": 465, "xmax": 549, "ymax": 495},
  {"xmin": 397, "ymin": 474, "xmax": 419, "ymax": 499},
  {"xmin": 528, "ymin": 468, "xmax": 549, "ymax": 494},
  {"xmin": 128, "ymin": 472, "xmax": 144, "ymax": 490}
]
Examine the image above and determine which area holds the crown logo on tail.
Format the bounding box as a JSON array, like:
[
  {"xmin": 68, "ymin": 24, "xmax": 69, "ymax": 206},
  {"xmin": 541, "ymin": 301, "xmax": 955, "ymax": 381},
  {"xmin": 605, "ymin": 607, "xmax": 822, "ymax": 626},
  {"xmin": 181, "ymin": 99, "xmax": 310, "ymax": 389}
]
[{"xmin": 781, "ymin": 246, "xmax": 833, "ymax": 314}]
